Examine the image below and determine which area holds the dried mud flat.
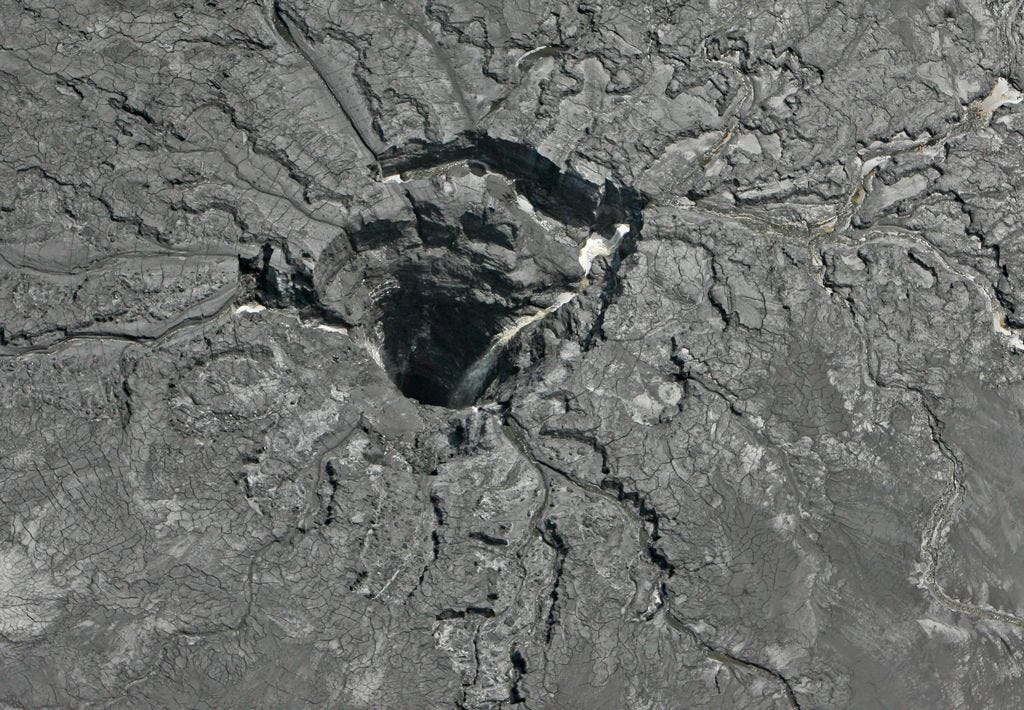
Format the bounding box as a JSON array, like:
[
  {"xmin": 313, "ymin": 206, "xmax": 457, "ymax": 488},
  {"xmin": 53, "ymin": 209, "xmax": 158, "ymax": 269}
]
[{"xmin": 3, "ymin": 1, "xmax": 1024, "ymax": 707}]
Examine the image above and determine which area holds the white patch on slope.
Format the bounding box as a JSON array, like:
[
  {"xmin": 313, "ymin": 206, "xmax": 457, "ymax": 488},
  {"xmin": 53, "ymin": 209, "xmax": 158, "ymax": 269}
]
[
  {"xmin": 515, "ymin": 194, "xmax": 537, "ymax": 214},
  {"xmin": 234, "ymin": 303, "xmax": 266, "ymax": 314},
  {"xmin": 979, "ymin": 77, "xmax": 1023, "ymax": 115},
  {"xmin": 315, "ymin": 324, "xmax": 348, "ymax": 334},
  {"xmin": 515, "ymin": 46, "xmax": 550, "ymax": 68},
  {"xmin": 992, "ymin": 312, "xmax": 1024, "ymax": 351},
  {"xmin": 578, "ymin": 223, "xmax": 630, "ymax": 275}
]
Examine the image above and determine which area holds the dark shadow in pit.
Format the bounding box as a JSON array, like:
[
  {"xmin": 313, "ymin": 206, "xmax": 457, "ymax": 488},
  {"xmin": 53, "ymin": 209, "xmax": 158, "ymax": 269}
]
[
  {"xmin": 379, "ymin": 271, "xmax": 516, "ymax": 407},
  {"xmin": 367, "ymin": 134, "xmax": 648, "ymax": 408}
]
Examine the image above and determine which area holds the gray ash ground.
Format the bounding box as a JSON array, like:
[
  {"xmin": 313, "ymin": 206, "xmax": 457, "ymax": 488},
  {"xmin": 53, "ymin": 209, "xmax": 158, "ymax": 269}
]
[{"xmin": 2, "ymin": 1, "xmax": 1024, "ymax": 708}]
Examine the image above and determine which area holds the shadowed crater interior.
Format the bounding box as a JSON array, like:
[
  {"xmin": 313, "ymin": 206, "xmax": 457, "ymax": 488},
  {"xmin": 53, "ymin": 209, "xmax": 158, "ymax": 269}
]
[
  {"xmin": 316, "ymin": 137, "xmax": 645, "ymax": 407},
  {"xmin": 380, "ymin": 273, "xmax": 524, "ymax": 407}
]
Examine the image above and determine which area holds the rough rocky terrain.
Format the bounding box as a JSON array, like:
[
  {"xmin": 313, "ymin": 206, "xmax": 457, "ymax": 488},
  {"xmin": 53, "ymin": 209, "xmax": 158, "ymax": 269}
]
[{"xmin": 3, "ymin": 0, "xmax": 1024, "ymax": 707}]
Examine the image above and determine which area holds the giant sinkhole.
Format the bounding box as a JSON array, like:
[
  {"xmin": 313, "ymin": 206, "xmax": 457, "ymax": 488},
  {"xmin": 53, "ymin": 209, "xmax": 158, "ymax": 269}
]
[{"xmin": 318, "ymin": 136, "xmax": 645, "ymax": 408}]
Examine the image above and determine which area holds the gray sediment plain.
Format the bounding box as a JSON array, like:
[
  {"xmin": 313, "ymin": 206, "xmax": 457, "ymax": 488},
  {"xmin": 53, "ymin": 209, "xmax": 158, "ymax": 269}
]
[{"xmin": 2, "ymin": 1, "xmax": 1024, "ymax": 707}]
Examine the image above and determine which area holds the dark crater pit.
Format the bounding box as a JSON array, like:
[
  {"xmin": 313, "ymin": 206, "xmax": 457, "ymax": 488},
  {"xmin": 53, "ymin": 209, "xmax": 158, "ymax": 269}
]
[{"xmin": 314, "ymin": 135, "xmax": 646, "ymax": 407}]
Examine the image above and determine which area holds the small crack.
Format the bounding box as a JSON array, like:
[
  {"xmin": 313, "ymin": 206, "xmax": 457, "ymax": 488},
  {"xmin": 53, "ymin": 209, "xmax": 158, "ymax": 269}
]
[
  {"xmin": 539, "ymin": 518, "xmax": 569, "ymax": 644},
  {"xmin": 663, "ymin": 609, "xmax": 802, "ymax": 709}
]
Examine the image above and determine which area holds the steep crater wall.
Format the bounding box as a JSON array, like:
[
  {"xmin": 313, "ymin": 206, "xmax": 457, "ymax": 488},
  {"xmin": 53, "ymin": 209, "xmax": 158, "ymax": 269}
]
[{"xmin": 313, "ymin": 138, "xmax": 645, "ymax": 407}]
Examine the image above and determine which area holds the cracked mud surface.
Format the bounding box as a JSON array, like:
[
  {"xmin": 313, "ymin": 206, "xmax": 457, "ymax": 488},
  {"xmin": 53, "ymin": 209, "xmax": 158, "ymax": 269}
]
[{"xmin": 3, "ymin": 0, "xmax": 1024, "ymax": 707}]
